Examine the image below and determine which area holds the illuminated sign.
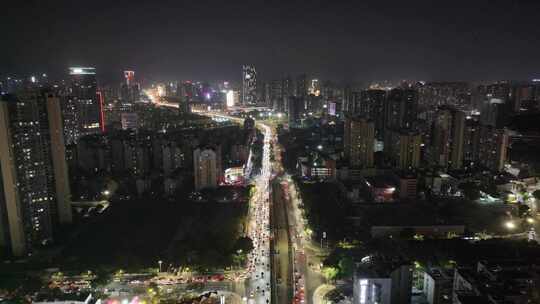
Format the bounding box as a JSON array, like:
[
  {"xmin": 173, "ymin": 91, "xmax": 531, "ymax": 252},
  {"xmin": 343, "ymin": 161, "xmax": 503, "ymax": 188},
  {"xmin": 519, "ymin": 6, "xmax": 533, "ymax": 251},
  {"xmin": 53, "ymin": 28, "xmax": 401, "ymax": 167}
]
[{"xmin": 69, "ymin": 67, "xmax": 96, "ymax": 75}]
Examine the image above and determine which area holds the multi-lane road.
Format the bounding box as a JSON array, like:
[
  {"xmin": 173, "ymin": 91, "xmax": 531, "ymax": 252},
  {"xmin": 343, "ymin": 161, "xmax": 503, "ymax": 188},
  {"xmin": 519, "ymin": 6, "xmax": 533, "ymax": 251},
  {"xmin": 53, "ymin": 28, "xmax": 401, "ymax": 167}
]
[
  {"xmin": 144, "ymin": 95, "xmax": 324, "ymax": 303},
  {"xmin": 244, "ymin": 122, "xmax": 273, "ymax": 304}
]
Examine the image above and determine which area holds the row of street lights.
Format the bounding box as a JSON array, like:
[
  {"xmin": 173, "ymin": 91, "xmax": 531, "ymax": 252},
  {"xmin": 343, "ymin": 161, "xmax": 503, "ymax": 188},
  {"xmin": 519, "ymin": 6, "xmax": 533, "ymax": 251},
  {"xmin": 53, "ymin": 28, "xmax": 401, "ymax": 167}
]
[{"xmin": 505, "ymin": 217, "xmax": 535, "ymax": 230}]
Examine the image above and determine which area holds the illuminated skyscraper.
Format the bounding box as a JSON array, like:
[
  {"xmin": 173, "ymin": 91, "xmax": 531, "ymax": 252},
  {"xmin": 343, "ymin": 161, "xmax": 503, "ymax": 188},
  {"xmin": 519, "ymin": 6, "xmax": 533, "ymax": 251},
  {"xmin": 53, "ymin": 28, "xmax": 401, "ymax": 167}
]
[
  {"xmin": 64, "ymin": 67, "xmax": 102, "ymax": 144},
  {"xmin": 344, "ymin": 115, "xmax": 375, "ymax": 168},
  {"xmin": 309, "ymin": 79, "xmax": 320, "ymax": 96},
  {"xmin": 178, "ymin": 81, "xmax": 195, "ymax": 102},
  {"xmin": 242, "ymin": 65, "xmax": 257, "ymax": 105},
  {"xmin": 0, "ymin": 88, "xmax": 72, "ymax": 256},
  {"xmin": 124, "ymin": 70, "xmax": 135, "ymax": 86},
  {"xmin": 121, "ymin": 70, "xmax": 140, "ymax": 103},
  {"xmin": 463, "ymin": 117, "xmax": 481, "ymax": 168},
  {"xmin": 386, "ymin": 130, "xmax": 422, "ymax": 170}
]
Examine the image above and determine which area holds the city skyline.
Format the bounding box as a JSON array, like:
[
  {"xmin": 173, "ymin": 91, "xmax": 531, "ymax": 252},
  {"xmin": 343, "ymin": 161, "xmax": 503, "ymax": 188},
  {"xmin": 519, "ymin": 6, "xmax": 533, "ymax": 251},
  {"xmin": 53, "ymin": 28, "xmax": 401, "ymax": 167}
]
[{"xmin": 4, "ymin": 2, "xmax": 540, "ymax": 304}]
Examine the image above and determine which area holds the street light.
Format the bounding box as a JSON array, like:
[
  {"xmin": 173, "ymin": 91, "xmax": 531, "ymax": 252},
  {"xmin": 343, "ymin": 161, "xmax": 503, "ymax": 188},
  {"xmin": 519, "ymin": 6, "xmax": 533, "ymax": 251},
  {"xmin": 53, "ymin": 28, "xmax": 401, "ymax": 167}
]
[
  {"xmin": 527, "ymin": 217, "xmax": 535, "ymax": 224},
  {"xmin": 505, "ymin": 221, "xmax": 516, "ymax": 230},
  {"xmin": 158, "ymin": 260, "xmax": 163, "ymax": 273}
]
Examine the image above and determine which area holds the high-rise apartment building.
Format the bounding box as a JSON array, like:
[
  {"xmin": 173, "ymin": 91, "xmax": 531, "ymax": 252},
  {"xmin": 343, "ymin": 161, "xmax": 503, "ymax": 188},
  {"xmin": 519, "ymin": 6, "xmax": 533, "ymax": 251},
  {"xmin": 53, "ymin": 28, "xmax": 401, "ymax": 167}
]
[
  {"xmin": 350, "ymin": 90, "xmax": 387, "ymax": 140},
  {"xmin": 124, "ymin": 70, "xmax": 135, "ymax": 86},
  {"xmin": 63, "ymin": 67, "xmax": 102, "ymax": 144},
  {"xmin": 242, "ymin": 65, "xmax": 257, "ymax": 105},
  {"xmin": 0, "ymin": 88, "xmax": 72, "ymax": 256},
  {"xmin": 296, "ymin": 74, "xmax": 307, "ymax": 97},
  {"xmin": 255, "ymin": 81, "xmax": 270, "ymax": 106},
  {"xmin": 193, "ymin": 148, "xmax": 218, "ymax": 191},
  {"xmin": 418, "ymin": 82, "xmax": 471, "ymax": 109},
  {"xmin": 178, "ymin": 81, "xmax": 195, "ymax": 102},
  {"xmin": 162, "ymin": 143, "xmax": 185, "ymax": 176},
  {"xmin": 478, "ymin": 127, "xmax": 509, "ymax": 172},
  {"xmin": 288, "ymin": 96, "xmax": 304, "ymax": 127},
  {"xmin": 309, "ymin": 79, "xmax": 320, "ymax": 96},
  {"xmin": 344, "ymin": 116, "xmax": 375, "ymax": 168},
  {"xmin": 463, "ymin": 117, "xmax": 481, "ymax": 168},
  {"xmin": 322, "ymin": 81, "xmax": 346, "ymax": 117},
  {"xmin": 430, "ymin": 107, "xmax": 465, "ymax": 169},
  {"xmin": 386, "ymin": 88, "xmax": 418, "ymax": 130},
  {"xmin": 46, "ymin": 94, "xmax": 73, "ymax": 225},
  {"xmin": 263, "ymin": 82, "xmax": 271, "ymax": 107},
  {"xmin": 270, "ymin": 79, "xmax": 283, "ymax": 112},
  {"xmin": 121, "ymin": 70, "xmax": 140, "ymax": 103},
  {"xmin": 449, "ymin": 110, "xmax": 466, "ymax": 169},
  {"xmin": 480, "ymin": 98, "xmax": 509, "ymax": 128},
  {"xmin": 386, "ymin": 130, "xmax": 422, "ymax": 170},
  {"xmin": 282, "ymin": 76, "xmax": 294, "ymax": 111},
  {"xmin": 513, "ymin": 84, "xmax": 534, "ymax": 112}
]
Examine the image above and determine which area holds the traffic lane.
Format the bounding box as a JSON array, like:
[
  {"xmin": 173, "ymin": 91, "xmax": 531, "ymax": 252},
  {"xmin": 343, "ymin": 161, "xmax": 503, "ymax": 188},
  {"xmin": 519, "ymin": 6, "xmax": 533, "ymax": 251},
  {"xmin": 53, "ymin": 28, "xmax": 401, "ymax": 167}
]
[
  {"xmin": 284, "ymin": 178, "xmax": 326, "ymax": 304},
  {"xmin": 272, "ymin": 182, "xmax": 293, "ymax": 304},
  {"xmin": 246, "ymin": 127, "xmax": 272, "ymax": 303}
]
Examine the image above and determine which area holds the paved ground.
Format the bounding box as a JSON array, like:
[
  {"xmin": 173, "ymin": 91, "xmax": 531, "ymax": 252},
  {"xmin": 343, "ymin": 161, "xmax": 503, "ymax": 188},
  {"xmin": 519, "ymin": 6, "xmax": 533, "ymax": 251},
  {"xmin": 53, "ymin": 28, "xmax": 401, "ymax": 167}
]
[
  {"xmin": 272, "ymin": 180, "xmax": 293, "ymax": 304},
  {"xmin": 313, "ymin": 284, "xmax": 336, "ymax": 304},
  {"xmin": 281, "ymin": 175, "xmax": 326, "ymax": 304},
  {"xmin": 245, "ymin": 123, "xmax": 273, "ymax": 304}
]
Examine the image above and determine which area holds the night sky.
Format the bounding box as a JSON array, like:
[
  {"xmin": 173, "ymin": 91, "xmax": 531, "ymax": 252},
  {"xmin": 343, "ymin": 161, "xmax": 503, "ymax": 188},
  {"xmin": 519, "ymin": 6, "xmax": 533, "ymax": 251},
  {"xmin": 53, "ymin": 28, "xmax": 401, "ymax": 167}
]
[{"xmin": 2, "ymin": 0, "xmax": 540, "ymax": 83}]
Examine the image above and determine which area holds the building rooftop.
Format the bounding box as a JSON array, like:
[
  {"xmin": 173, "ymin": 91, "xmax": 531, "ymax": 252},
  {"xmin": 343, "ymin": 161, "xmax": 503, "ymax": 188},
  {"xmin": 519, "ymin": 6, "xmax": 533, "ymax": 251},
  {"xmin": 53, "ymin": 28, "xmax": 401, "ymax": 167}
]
[
  {"xmin": 457, "ymin": 262, "xmax": 536, "ymax": 301},
  {"xmin": 355, "ymin": 256, "xmax": 411, "ymax": 279},
  {"xmin": 364, "ymin": 175, "xmax": 396, "ymax": 189},
  {"xmin": 425, "ymin": 266, "xmax": 453, "ymax": 281},
  {"xmin": 479, "ymin": 258, "xmax": 540, "ymax": 271},
  {"xmin": 393, "ymin": 170, "xmax": 418, "ymax": 179}
]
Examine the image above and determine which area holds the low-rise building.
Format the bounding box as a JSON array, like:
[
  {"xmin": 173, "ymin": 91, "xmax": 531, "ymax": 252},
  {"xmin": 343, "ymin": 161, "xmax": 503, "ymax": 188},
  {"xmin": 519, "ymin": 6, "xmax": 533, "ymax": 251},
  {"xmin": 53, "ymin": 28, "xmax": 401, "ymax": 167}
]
[
  {"xmin": 425, "ymin": 172, "xmax": 460, "ymax": 196},
  {"xmin": 453, "ymin": 259, "xmax": 540, "ymax": 304},
  {"xmin": 353, "ymin": 259, "xmax": 412, "ymax": 304},
  {"xmin": 297, "ymin": 152, "xmax": 336, "ymax": 180},
  {"xmin": 393, "ymin": 171, "xmax": 418, "ymax": 200},
  {"xmin": 423, "ymin": 267, "xmax": 453, "ymax": 304}
]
